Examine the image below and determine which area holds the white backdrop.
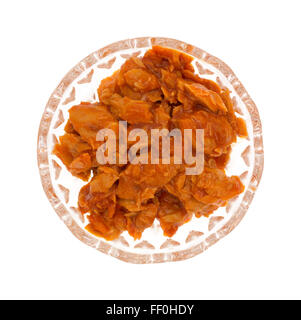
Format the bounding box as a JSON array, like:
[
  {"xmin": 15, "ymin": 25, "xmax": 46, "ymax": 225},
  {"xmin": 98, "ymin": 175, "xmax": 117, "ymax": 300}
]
[{"xmin": 1, "ymin": 0, "xmax": 300, "ymax": 300}]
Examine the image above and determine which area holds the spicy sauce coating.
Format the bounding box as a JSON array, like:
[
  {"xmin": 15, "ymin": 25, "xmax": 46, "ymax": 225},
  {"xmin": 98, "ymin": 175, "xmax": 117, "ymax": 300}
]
[{"xmin": 53, "ymin": 46, "xmax": 247, "ymax": 240}]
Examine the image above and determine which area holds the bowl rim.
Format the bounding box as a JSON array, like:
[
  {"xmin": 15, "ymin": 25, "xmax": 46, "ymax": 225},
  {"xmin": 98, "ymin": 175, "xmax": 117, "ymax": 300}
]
[{"xmin": 37, "ymin": 36, "xmax": 264, "ymax": 263}]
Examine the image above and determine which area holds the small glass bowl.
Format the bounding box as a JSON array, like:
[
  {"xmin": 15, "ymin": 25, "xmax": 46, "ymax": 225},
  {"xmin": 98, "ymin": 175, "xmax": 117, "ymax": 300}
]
[{"xmin": 37, "ymin": 37, "xmax": 264, "ymax": 263}]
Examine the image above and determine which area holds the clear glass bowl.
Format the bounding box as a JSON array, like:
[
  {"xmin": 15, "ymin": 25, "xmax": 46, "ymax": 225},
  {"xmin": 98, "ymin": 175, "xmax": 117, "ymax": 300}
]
[{"xmin": 37, "ymin": 37, "xmax": 264, "ymax": 263}]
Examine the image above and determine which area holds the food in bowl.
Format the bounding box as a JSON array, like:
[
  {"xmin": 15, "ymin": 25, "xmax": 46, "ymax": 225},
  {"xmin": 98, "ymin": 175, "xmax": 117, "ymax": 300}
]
[{"xmin": 53, "ymin": 46, "xmax": 247, "ymax": 241}]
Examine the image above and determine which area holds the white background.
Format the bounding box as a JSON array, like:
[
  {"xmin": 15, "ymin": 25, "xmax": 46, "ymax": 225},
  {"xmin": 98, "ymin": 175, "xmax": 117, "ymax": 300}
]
[{"xmin": 0, "ymin": 0, "xmax": 300, "ymax": 300}]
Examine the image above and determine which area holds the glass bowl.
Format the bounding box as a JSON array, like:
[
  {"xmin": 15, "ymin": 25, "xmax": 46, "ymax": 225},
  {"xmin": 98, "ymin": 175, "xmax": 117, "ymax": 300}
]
[{"xmin": 37, "ymin": 37, "xmax": 264, "ymax": 263}]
